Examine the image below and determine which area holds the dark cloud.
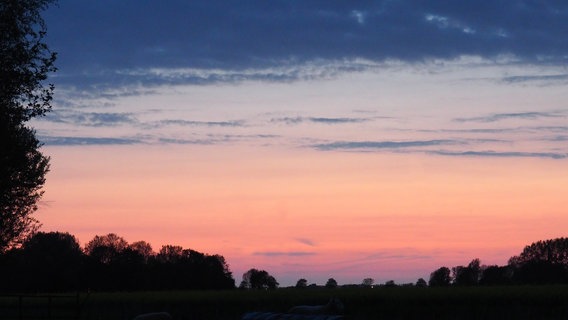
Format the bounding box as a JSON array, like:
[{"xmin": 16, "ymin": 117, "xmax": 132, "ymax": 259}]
[
  {"xmin": 313, "ymin": 139, "xmax": 458, "ymax": 151},
  {"xmin": 271, "ymin": 116, "xmax": 370, "ymax": 125},
  {"xmin": 147, "ymin": 119, "xmax": 246, "ymax": 128},
  {"xmin": 45, "ymin": 0, "xmax": 568, "ymax": 88},
  {"xmin": 432, "ymin": 150, "xmax": 567, "ymax": 159},
  {"xmin": 501, "ymin": 74, "xmax": 568, "ymax": 84},
  {"xmin": 454, "ymin": 112, "xmax": 563, "ymax": 123},
  {"xmin": 41, "ymin": 110, "xmax": 137, "ymax": 127},
  {"xmin": 296, "ymin": 238, "xmax": 316, "ymax": 247},
  {"xmin": 549, "ymin": 135, "xmax": 568, "ymax": 141},
  {"xmin": 40, "ymin": 136, "xmax": 141, "ymax": 146},
  {"xmin": 253, "ymin": 251, "xmax": 317, "ymax": 257},
  {"xmin": 39, "ymin": 132, "xmax": 279, "ymax": 147},
  {"xmin": 157, "ymin": 138, "xmax": 216, "ymax": 145}
]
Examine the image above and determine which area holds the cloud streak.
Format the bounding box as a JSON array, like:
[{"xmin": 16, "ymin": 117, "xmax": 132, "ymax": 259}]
[
  {"xmin": 432, "ymin": 150, "xmax": 567, "ymax": 160},
  {"xmin": 40, "ymin": 136, "xmax": 142, "ymax": 146},
  {"xmin": 146, "ymin": 119, "xmax": 246, "ymax": 128},
  {"xmin": 271, "ymin": 116, "xmax": 370, "ymax": 125},
  {"xmin": 454, "ymin": 112, "xmax": 564, "ymax": 123},
  {"xmin": 313, "ymin": 140, "xmax": 458, "ymax": 151},
  {"xmin": 296, "ymin": 238, "xmax": 316, "ymax": 247},
  {"xmin": 42, "ymin": 110, "xmax": 137, "ymax": 127}
]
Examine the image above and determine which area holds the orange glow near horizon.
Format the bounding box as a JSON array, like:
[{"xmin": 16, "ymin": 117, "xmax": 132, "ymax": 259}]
[{"xmin": 36, "ymin": 144, "xmax": 568, "ymax": 285}]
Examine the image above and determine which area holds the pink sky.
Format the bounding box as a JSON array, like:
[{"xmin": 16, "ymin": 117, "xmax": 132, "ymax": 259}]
[
  {"xmin": 36, "ymin": 125, "xmax": 568, "ymax": 285},
  {"xmin": 32, "ymin": 2, "xmax": 568, "ymax": 287}
]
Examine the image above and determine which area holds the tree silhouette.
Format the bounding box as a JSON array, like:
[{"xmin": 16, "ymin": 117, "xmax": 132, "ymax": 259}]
[
  {"xmin": 129, "ymin": 240, "xmax": 154, "ymax": 262},
  {"xmin": 157, "ymin": 245, "xmax": 184, "ymax": 263},
  {"xmin": 415, "ymin": 278, "xmax": 427, "ymax": 287},
  {"xmin": 325, "ymin": 278, "xmax": 338, "ymax": 288},
  {"xmin": 429, "ymin": 266, "xmax": 451, "ymax": 286},
  {"xmin": 295, "ymin": 278, "xmax": 308, "ymax": 288},
  {"xmin": 84, "ymin": 233, "xmax": 129, "ymax": 264},
  {"xmin": 362, "ymin": 278, "xmax": 374, "ymax": 287},
  {"xmin": 453, "ymin": 258, "xmax": 481, "ymax": 286},
  {"xmin": 241, "ymin": 268, "xmax": 278, "ymax": 289},
  {"xmin": 479, "ymin": 265, "xmax": 512, "ymax": 285},
  {"xmin": 0, "ymin": 0, "xmax": 57, "ymax": 251},
  {"xmin": 509, "ymin": 238, "xmax": 568, "ymax": 266},
  {"xmin": 20, "ymin": 231, "xmax": 83, "ymax": 291},
  {"xmin": 384, "ymin": 280, "xmax": 396, "ymax": 287},
  {"xmin": 507, "ymin": 238, "xmax": 568, "ymax": 284},
  {"xmin": 0, "ymin": 231, "xmax": 236, "ymax": 292}
]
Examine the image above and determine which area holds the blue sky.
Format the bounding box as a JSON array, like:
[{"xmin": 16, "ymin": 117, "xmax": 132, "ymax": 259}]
[
  {"xmin": 39, "ymin": 1, "xmax": 568, "ymax": 154},
  {"xmin": 44, "ymin": 0, "xmax": 568, "ymax": 87}
]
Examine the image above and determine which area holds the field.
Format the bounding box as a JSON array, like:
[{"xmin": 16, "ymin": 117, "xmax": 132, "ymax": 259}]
[{"xmin": 2, "ymin": 285, "xmax": 568, "ymax": 320}]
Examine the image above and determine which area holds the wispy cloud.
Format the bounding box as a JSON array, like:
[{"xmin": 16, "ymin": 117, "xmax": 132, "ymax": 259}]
[
  {"xmin": 146, "ymin": 119, "xmax": 246, "ymax": 128},
  {"xmin": 39, "ymin": 109, "xmax": 247, "ymax": 133},
  {"xmin": 40, "ymin": 136, "xmax": 142, "ymax": 146},
  {"xmin": 296, "ymin": 238, "xmax": 316, "ymax": 247},
  {"xmin": 431, "ymin": 150, "xmax": 567, "ymax": 160},
  {"xmin": 501, "ymin": 74, "xmax": 568, "ymax": 84},
  {"xmin": 454, "ymin": 112, "xmax": 563, "ymax": 123},
  {"xmin": 313, "ymin": 140, "xmax": 458, "ymax": 151},
  {"xmin": 38, "ymin": 132, "xmax": 279, "ymax": 147},
  {"xmin": 271, "ymin": 116, "xmax": 370, "ymax": 125},
  {"xmin": 549, "ymin": 135, "xmax": 568, "ymax": 141},
  {"xmin": 42, "ymin": 110, "xmax": 138, "ymax": 127}
]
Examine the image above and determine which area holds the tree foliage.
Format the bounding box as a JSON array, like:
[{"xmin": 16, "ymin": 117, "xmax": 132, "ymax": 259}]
[
  {"xmin": 325, "ymin": 278, "xmax": 338, "ymax": 288},
  {"xmin": 362, "ymin": 277, "xmax": 374, "ymax": 287},
  {"xmin": 415, "ymin": 278, "xmax": 427, "ymax": 287},
  {"xmin": 429, "ymin": 266, "xmax": 451, "ymax": 286},
  {"xmin": 452, "ymin": 258, "xmax": 481, "ymax": 286},
  {"xmin": 0, "ymin": 123, "xmax": 48, "ymax": 250},
  {"xmin": 84, "ymin": 233, "xmax": 129, "ymax": 264},
  {"xmin": 295, "ymin": 278, "xmax": 308, "ymax": 288},
  {"xmin": 509, "ymin": 238, "xmax": 568, "ymax": 266},
  {"xmin": 241, "ymin": 268, "xmax": 279, "ymax": 290},
  {"xmin": 0, "ymin": 232, "xmax": 235, "ymax": 292},
  {"xmin": 0, "ymin": 0, "xmax": 57, "ymax": 252},
  {"xmin": 428, "ymin": 238, "xmax": 568, "ymax": 287},
  {"xmin": 0, "ymin": 0, "xmax": 57, "ymax": 123}
]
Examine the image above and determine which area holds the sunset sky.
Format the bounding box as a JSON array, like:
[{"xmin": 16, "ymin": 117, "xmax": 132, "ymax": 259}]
[{"xmin": 32, "ymin": 1, "xmax": 568, "ymax": 286}]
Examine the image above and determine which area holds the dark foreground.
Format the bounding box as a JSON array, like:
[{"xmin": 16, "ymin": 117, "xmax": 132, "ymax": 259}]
[{"xmin": 2, "ymin": 285, "xmax": 568, "ymax": 320}]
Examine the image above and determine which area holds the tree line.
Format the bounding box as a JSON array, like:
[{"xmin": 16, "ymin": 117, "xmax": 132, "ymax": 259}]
[
  {"xmin": 0, "ymin": 232, "xmax": 235, "ymax": 292},
  {"xmin": 2, "ymin": 233, "xmax": 568, "ymax": 293},
  {"xmin": 429, "ymin": 237, "xmax": 568, "ymax": 286}
]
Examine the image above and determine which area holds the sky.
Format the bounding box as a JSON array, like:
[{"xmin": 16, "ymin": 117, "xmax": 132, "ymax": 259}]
[{"xmin": 31, "ymin": 0, "xmax": 568, "ymax": 286}]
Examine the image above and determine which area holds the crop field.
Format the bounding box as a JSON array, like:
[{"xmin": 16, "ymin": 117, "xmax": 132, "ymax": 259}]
[{"xmin": 2, "ymin": 285, "xmax": 568, "ymax": 320}]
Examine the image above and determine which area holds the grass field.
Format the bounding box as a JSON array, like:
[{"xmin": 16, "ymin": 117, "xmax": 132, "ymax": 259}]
[{"xmin": 3, "ymin": 285, "xmax": 568, "ymax": 320}]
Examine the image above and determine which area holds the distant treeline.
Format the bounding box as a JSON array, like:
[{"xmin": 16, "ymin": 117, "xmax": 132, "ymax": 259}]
[
  {"xmin": 428, "ymin": 237, "xmax": 568, "ymax": 287},
  {"xmin": 0, "ymin": 232, "xmax": 235, "ymax": 292},
  {"xmin": 1, "ymin": 232, "xmax": 568, "ymax": 293}
]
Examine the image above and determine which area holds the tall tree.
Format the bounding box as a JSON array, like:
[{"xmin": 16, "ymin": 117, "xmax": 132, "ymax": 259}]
[
  {"xmin": 325, "ymin": 278, "xmax": 338, "ymax": 288},
  {"xmin": 84, "ymin": 233, "xmax": 129, "ymax": 264},
  {"xmin": 452, "ymin": 258, "xmax": 481, "ymax": 286},
  {"xmin": 509, "ymin": 238, "xmax": 568, "ymax": 266},
  {"xmin": 241, "ymin": 268, "xmax": 279, "ymax": 289},
  {"xmin": 295, "ymin": 278, "xmax": 308, "ymax": 288},
  {"xmin": 0, "ymin": 0, "xmax": 57, "ymax": 251},
  {"xmin": 429, "ymin": 266, "xmax": 451, "ymax": 286}
]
